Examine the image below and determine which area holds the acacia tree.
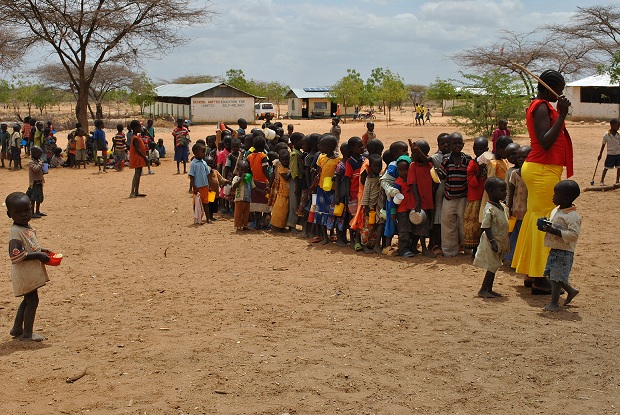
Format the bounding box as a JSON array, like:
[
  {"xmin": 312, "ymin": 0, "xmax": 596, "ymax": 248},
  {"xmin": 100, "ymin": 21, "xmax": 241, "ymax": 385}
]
[
  {"xmin": 375, "ymin": 69, "xmax": 408, "ymax": 123},
  {"xmin": 0, "ymin": 0, "xmax": 213, "ymax": 129},
  {"xmin": 328, "ymin": 69, "xmax": 365, "ymax": 123},
  {"xmin": 426, "ymin": 78, "xmax": 457, "ymax": 116},
  {"xmin": 450, "ymin": 70, "xmax": 528, "ymax": 137}
]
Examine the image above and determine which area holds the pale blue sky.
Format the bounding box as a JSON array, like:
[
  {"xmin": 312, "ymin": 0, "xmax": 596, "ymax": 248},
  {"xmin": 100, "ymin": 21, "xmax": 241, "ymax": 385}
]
[{"xmin": 137, "ymin": 1, "xmax": 615, "ymax": 87}]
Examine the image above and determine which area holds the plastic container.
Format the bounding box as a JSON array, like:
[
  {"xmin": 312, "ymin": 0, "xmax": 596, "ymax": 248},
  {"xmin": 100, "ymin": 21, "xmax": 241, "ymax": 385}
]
[
  {"xmin": 41, "ymin": 163, "xmax": 49, "ymax": 174},
  {"xmin": 333, "ymin": 203, "xmax": 345, "ymax": 217},
  {"xmin": 368, "ymin": 210, "xmax": 376, "ymax": 224},
  {"xmin": 430, "ymin": 168, "xmax": 440, "ymax": 184},
  {"xmin": 393, "ymin": 193, "xmax": 405, "ymax": 205},
  {"xmin": 208, "ymin": 191, "xmax": 217, "ymax": 203},
  {"xmin": 323, "ymin": 176, "xmax": 333, "ymax": 191},
  {"xmin": 307, "ymin": 210, "xmax": 316, "ymax": 222},
  {"xmin": 223, "ymin": 185, "xmax": 232, "ymax": 195},
  {"xmin": 46, "ymin": 252, "xmax": 63, "ymax": 266},
  {"xmin": 379, "ymin": 209, "xmax": 387, "ymax": 220},
  {"xmin": 311, "ymin": 194, "xmax": 317, "ymax": 206},
  {"xmin": 243, "ymin": 173, "xmax": 252, "ymax": 183},
  {"xmin": 263, "ymin": 128, "xmax": 277, "ymax": 140}
]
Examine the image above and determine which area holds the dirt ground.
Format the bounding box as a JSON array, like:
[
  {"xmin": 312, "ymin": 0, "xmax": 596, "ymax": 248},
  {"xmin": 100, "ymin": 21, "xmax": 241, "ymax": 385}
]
[{"xmin": 0, "ymin": 112, "xmax": 619, "ymax": 415}]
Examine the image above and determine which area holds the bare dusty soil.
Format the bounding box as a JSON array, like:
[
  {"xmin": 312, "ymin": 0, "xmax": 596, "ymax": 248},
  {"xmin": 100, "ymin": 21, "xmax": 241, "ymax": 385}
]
[{"xmin": 0, "ymin": 113, "xmax": 619, "ymax": 415}]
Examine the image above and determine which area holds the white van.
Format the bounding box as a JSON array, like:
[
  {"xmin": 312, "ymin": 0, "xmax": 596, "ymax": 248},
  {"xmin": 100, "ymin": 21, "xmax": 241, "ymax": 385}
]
[{"xmin": 255, "ymin": 102, "xmax": 275, "ymax": 120}]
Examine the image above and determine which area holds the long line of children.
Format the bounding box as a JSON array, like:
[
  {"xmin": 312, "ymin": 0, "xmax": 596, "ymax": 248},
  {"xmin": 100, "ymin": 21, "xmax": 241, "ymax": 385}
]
[{"xmin": 195, "ymin": 120, "xmax": 581, "ymax": 309}]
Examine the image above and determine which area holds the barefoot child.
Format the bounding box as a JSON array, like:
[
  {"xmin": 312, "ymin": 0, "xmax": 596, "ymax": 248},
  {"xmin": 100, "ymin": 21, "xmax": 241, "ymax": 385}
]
[
  {"xmin": 360, "ymin": 153, "xmax": 384, "ymax": 254},
  {"xmin": 112, "ymin": 124, "xmax": 127, "ymax": 171},
  {"xmin": 230, "ymin": 161, "xmax": 255, "ymax": 231},
  {"xmin": 11, "ymin": 124, "xmax": 22, "ymax": 171},
  {"xmin": 0, "ymin": 123, "xmax": 9, "ymax": 168},
  {"xmin": 173, "ymin": 118, "xmax": 190, "ymax": 174},
  {"xmin": 430, "ymin": 133, "xmax": 450, "ymax": 254},
  {"xmin": 313, "ymin": 135, "xmax": 341, "ymax": 244},
  {"xmin": 464, "ymin": 137, "xmax": 488, "ymax": 255},
  {"xmin": 474, "ymin": 177, "xmax": 510, "ymax": 298},
  {"xmin": 506, "ymin": 145, "xmax": 531, "ymax": 263},
  {"xmin": 408, "ymin": 140, "xmax": 436, "ymax": 257},
  {"xmin": 129, "ymin": 120, "xmax": 148, "ymax": 198},
  {"xmin": 26, "ymin": 146, "xmax": 46, "ymax": 218},
  {"xmin": 189, "ymin": 143, "xmax": 211, "ymax": 224},
  {"xmin": 206, "ymin": 156, "xmax": 228, "ymax": 222},
  {"xmin": 344, "ymin": 136, "xmax": 365, "ymax": 248},
  {"xmin": 597, "ymin": 118, "xmax": 620, "ymax": 186},
  {"xmin": 93, "ymin": 119, "xmax": 108, "ymax": 173},
  {"xmin": 393, "ymin": 156, "xmax": 415, "ymax": 257},
  {"xmin": 333, "ymin": 142, "xmax": 350, "ymax": 246},
  {"xmin": 540, "ymin": 180, "xmax": 581, "ymax": 311},
  {"xmin": 270, "ymin": 149, "xmax": 292, "ymax": 231},
  {"xmin": 6, "ymin": 191, "xmax": 53, "ymax": 341}
]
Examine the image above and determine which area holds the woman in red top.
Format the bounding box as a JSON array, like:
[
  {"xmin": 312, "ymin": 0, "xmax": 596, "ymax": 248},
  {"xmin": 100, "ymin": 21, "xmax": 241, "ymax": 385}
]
[
  {"xmin": 129, "ymin": 120, "xmax": 148, "ymax": 198},
  {"xmin": 512, "ymin": 70, "xmax": 573, "ymax": 294},
  {"xmin": 246, "ymin": 136, "xmax": 271, "ymax": 228}
]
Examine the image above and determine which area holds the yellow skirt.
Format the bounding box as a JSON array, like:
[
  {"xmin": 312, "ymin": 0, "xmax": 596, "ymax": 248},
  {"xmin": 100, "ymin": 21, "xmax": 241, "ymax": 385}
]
[{"xmin": 511, "ymin": 162, "xmax": 562, "ymax": 277}]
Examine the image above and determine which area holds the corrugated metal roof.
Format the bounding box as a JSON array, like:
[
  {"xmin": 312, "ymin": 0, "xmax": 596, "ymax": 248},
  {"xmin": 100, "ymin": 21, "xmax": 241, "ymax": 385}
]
[
  {"xmin": 155, "ymin": 83, "xmax": 221, "ymax": 98},
  {"xmin": 154, "ymin": 82, "xmax": 261, "ymax": 98},
  {"xmin": 288, "ymin": 88, "xmax": 332, "ymax": 99},
  {"xmin": 566, "ymin": 74, "xmax": 618, "ymax": 87}
]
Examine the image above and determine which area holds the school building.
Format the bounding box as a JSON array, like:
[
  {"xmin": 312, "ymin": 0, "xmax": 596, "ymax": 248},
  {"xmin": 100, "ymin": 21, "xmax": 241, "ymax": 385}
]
[
  {"xmin": 564, "ymin": 74, "xmax": 620, "ymax": 120},
  {"xmin": 144, "ymin": 83, "xmax": 259, "ymax": 123},
  {"xmin": 286, "ymin": 88, "xmax": 337, "ymax": 119}
]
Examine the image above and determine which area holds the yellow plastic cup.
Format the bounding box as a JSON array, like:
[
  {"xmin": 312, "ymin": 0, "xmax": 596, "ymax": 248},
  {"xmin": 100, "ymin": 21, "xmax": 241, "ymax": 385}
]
[
  {"xmin": 323, "ymin": 176, "xmax": 333, "ymax": 191},
  {"xmin": 334, "ymin": 203, "xmax": 345, "ymax": 216},
  {"xmin": 368, "ymin": 210, "xmax": 376, "ymax": 224},
  {"xmin": 208, "ymin": 191, "xmax": 216, "ymax": 203}
]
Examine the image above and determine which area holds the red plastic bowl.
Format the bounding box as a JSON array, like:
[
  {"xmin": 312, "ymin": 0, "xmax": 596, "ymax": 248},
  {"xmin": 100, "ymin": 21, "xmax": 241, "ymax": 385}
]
[{"xmin": 46, "ymin": 252, "xmax": 63, "ymax": 266}]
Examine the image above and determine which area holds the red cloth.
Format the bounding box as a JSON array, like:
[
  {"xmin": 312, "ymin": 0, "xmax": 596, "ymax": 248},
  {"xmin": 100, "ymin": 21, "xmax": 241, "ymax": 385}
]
[
  {"xmin": 129, "ymin": 134, "xmax": 147, "ymax": 168},
  {"xmin": 466, "ymin": 160, "xmax": 485, "ymax": 201},
  {"xmin": 344, "ymin": 160, "xmax": 361, "ymax": 199},
  {"xmin": 395, "ymin": 177, "xmax": 415, "ymax": 213},
  {"xmin": 491, "ymin": 128, "xmax": 510, "ymax": 153},
  {"xmin": 526, "ymin": 99, "xmax": 574, "ymax": 177},
  {"xmin": 406, "ymin": 161, "xmax": 434, "ymax": 210}
]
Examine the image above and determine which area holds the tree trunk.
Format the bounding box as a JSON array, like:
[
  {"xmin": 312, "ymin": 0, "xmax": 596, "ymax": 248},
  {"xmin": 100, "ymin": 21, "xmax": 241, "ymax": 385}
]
[
  {"xmin": 95, "ymin": 102, "xmax": 104, "ymax": 120},
  {"xmin": 75, "ymin": 79, "xmax": 90, "ymax": 130},
  {"xmin": 87, "ymin": 102, "xmax": 95, "ymax": 120}
]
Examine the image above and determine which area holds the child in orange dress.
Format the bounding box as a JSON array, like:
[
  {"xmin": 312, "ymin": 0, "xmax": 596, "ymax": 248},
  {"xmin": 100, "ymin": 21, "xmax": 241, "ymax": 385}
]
[{"xmin": 270, "ymin": 150, "xmax": 292, "ymax": 231}]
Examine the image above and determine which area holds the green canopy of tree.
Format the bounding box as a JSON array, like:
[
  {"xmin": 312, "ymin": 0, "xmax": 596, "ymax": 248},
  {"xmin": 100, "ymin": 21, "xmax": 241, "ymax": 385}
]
[
  {"xmin": 128, "ymin": 74, "xmax": 157, "ymax": 114},
  {"xmin": 375, "ymin": 69, "xmax": 408, "ymax": 122},
  {"xmin": 426, "ymin": 78, "xmax": 457, "ymax": 116},
  {"xmin": 328, "ymin": 69, "xmax": 365, "ymax": 121},
  {"xmin": 450, "ymin": 70, "xmax": 528, "ymax": 137}
]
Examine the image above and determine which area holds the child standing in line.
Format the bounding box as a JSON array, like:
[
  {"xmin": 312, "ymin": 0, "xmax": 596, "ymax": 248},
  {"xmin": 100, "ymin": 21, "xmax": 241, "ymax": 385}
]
[
  {"xmin": 477, "ymin": 135, "xmax": 512, "ymax": 224},
  {"xmin": 437, "ymin": 132, "xmax": 471, "ymax": 257},
  {"xmin": 302, "ymin": 134, "xmax": 320, "ymax": 238},
  {"xmin": 231, "ymin": 160, "xmax": 255, "ymax": 231},
  {"xmin": 6, "ymin": 191, "xmax": 53, "ymax": 341},
  {"xmin": 350, "ymin": 138, "xmax": 384, "ymax": 251},
  {"xmin": 344, "ymin": 136, "xmax": 365, "ymax": 249},
  {"xmin": 188, "ymin": 143, "xmax": 211, "ymax": 224},
  {"xmin": 597, "ymin": 118, "xmax": 620, "ymax": 186},
  {"xmin": 361, "ymin": 121, "xmax": 376, "ymax": 149},
  {"xmin": 359, "ymin": 153, "xmax": 384, "ymax": 254},
  {"xmin": 224, "ymin": 137, "xmax": 242, "ymax": 214},
  {"xmin": 313, "ymin": 135, "xmax": 342, "ymax": 244},
  {"xmin": 217, "ymin": 136, "xmax": 232, "ymax": 214},
  {"xmin": 112, "ymin": 124, "xmax": 126, "ymax": 171},
  {"xmin": 1, "ymin": 123, "xmax": 9, "ymax": 168},
  {"xmin": 26, "ymin": 146, "xmax": 46, "ymax": 218},
  {"xmin": 491, "ymin": 119, "xmax": 510, "ymax": 153},
  {"xmin": 206, "ymin": 156, "xmax": 229, "ymax": 222},
  {"xmin": 128, "ymin": 120, "xmax": 149, "ymax": 198},
  {"xmin": 506, "ymin": 145, "xmax": 531, "ymax": 264},
  {"xmin": 380, "ymin": 141, "xmax": 410, "ymax": 254},
  {"xmin": 287, "ymin": 132, "xmax": 305, "ymax": 233},
  {"xmin": 11, "ymin": 124, "xmax": 22, "ymax": 171},
  {"xmin": 270, "ymin": 149, "xmax": 292, "ymax": 231},
  {"xmin": 504, "ymin": 142, "xmax": 520, "ymax": 186},
  {"xmin": 540, "ymin": 180, "xmax": 581, "ymax": 311},
  {"xmin": 333, "ymin": 142, "xmax": 350, "ymax": 246},
  {"xmin": 74, "ymin": 127, "xmax": 87, "ymax": 169},
  {"xmin": 474, "ymin": 177, "xmax": 510, "ymax": 298},
  {"xmin": 408, "ymin": 140, "xmax": 436, "ymax": 257},
  {"xmin": 393, "ymin": 156, "xmax": 415, "ymax": 257},
  {"xmin": 464, "ymin": 137, "xmax": 489, "ymax": 255},
  {"xmin": 247, "ymin": 136, "xmax": 271, "ymax": 229},
  {"xmin": 430, "ymin": 133, "xmax": 451, "ymax": 254}
]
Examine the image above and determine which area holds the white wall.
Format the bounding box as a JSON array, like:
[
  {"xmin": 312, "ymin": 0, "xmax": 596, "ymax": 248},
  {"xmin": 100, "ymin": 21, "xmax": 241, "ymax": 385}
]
[
  {"xmin": 191, "ymin": 97, "xmax": 254, "ymax": 123},
  {"xmin": 288, "ymin": 98, "xmax": 302, "ymax": 118},
  {"xmin": 565, "ymin": 86, "xmax": 620, "ymax": 120}
]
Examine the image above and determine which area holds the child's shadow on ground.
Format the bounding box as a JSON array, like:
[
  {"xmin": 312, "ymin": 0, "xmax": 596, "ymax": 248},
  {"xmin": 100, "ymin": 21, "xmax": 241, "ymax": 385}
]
[
  {"xmin": 512, "ymin": 284, "xmax": 582, "ymax": 321},
  {"xmin": 0, "ymin": 338, "xmax": 50, "ymax": 357}
]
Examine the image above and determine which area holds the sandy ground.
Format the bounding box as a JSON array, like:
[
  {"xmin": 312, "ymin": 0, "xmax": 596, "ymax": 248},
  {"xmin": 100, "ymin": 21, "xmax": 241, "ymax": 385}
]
[{"xmin": 1, "ymin": 112, "xmax": 619, "ymax": 415}]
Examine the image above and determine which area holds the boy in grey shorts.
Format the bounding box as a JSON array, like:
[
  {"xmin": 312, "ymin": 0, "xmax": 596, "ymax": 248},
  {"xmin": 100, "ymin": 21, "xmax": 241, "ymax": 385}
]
[{"xmin": 538, "ymin": 180, "xmax": 581, "ymax": 311}]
